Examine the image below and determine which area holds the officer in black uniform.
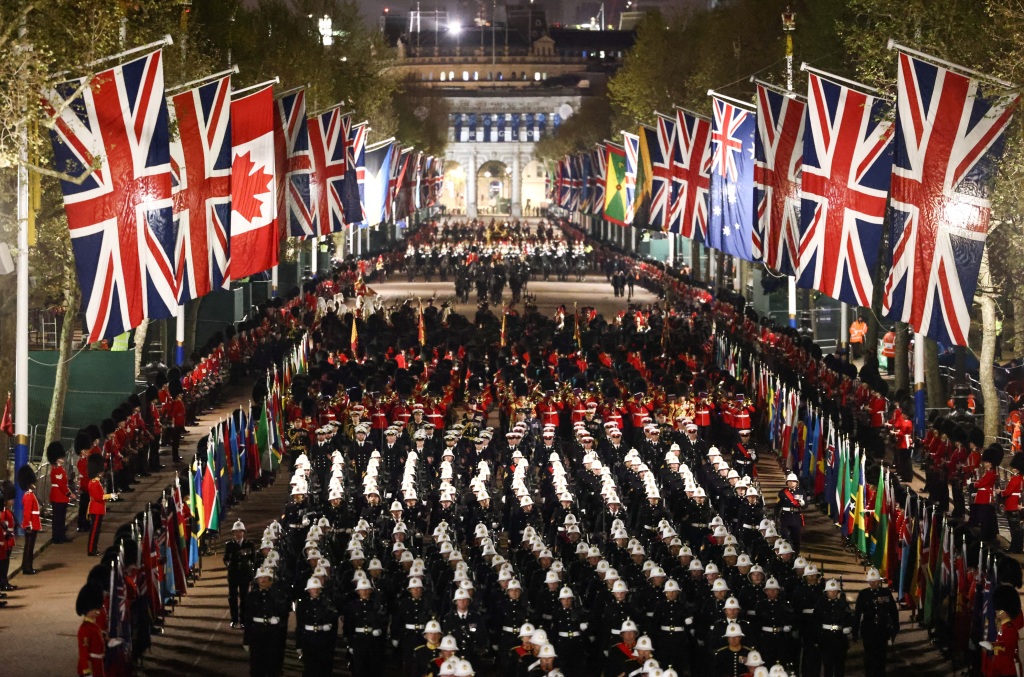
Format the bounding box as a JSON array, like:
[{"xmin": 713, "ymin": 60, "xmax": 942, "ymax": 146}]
[
  {"xmin": 852, "ymin": 568, "xmax": 899, "ymax": 677},
  {"xmin": 224, "ymin": 519, "xmax": 257, "ymax": 628},
  {"xmin": 753, "ymin": 576, "xmax": 794, "ymax": 669},
  {"xmin": 344, "ymin": 578, "xmax": 389, "ymax": 676},
  {"xmin": 243, "ymin": 566, "xmax": 291, "ymax": 677},
  {"xmin": 442, "ymin": 588, "xmax": 486, "ymax": 664},
  {"xmin": 712, "ymin": 622, "xmax": 754, "ymax": 677},
  {"xmin": 549, "ymin": 586, "xmax": 589, "ymax": 677},
  {"xmin": 652, "ymin": 578, "xmax": 692, "ymax": 674},
  {"xmin": 815, "ymin": 578, "xmax": 854, "ymax": 677},
  {"xmin": 391, "ymin": 576, "xmax": 436, "ymax": 676},
  {"xmin": 775, "ymin": 472, "xmax": 806, "ymax": 552},
  {"xmin": 295, "ymin": 576, "xmax": 339, "ymax": 677},
  {"xmin": 492, "ymin": 578, "xmax": 530, "ymax": 664}
]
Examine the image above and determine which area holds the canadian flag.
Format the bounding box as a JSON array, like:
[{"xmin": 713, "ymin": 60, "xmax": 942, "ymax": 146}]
[{"xmin": 226, "ymin": 86, "xmax": 278, "ymax": 284}]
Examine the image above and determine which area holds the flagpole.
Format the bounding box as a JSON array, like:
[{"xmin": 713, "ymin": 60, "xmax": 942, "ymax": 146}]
[
  {"xmin": 914, "ymin": 333, "xmax": 926, "ymax": 436},
  {"xmin": 13, "ymin": 59, "xmax": 29, "ymax": 532},
  {"xmin": 310, "ymin": 237, "xmax": 319, "ymax": 276},
  {"xmin": 706, "ymin": 89, "xmax": 755, "ymax": 111},
  {"xmin": 800, "ymin": 63, "xmax": 882, "ymax": 95},
  {"xmin": 166, "ymin": 65, "xmax": 238, "ymax": 94},
  {"xmin": 52, "ymin": 35, "xmax": 174, "ymax": 79},
  {"xmin": 231, "ymin": 77, "xmax": 279, "ymax": 98},
  {"xmin": 887, "ymin": 40, "xmax": 1015, "ymax": 88},
  {"xmin": 175, "ymin": 306, "xmax": 185, "ymax": 366}
]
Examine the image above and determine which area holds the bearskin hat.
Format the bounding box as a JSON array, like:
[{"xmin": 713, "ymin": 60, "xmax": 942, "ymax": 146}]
[{"xmin": 46, "ymin": 441, "xmax": 67, "ymax": 464}]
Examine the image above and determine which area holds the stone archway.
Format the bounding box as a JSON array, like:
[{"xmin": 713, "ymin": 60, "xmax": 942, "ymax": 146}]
[
  {"xmin": 522, "ymin": 159, "xmax": 547, "ymax": 218},
  {"xmin": 439, "ymin": 160, "xmax": 466, "ymax": 215},
  {"xmin": 476, "ymin": 159, "xmax": 511, "ymax": 216}
]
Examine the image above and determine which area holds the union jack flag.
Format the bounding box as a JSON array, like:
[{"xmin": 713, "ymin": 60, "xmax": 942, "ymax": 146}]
[
  {"xmin": 754, "ymin": 84, "xmax": 805, "ymax": 275},
  {"xmin": 389, "ymin": 148, "xmax": 412, "ymax": 220},
  {"xmin": 674, "ymin": 109, "xmax": 712, "ymax": 242},
  {"xmin": 45, "ymin": 50, "xmax": 176, "ymax": 343},
  {"xmin": 883, "ymin": 53, "xmax": 1019, "ymax": 346},
  {"xmin": 274, "ymin": 90, "xmax": 314, "ymax": 237},
  {"xmin": 342, "ymin": 121, "xmax": 367, "ymax": 225},
  {"xmin": 558, "ymin": 157, "xmax": 571, "ymax": 209},
  {"xmin": 412, "ymin": 152, "xmax": 424, "ymax": 211},
  {"xmin": 591, "ymin": 146, "xmax": 606, "ymax": 216},
  {"xmin": 707, "ymin": 96, "xmax": 756, "ymax": 262},
  {"xmin": 569, "ymin": 154, "xmax": 583, "ymax": 212},
  {"xmin": 580, "ymin": 152, "xmax": 592, "ymax": 214},
  {"xmin": 307, "ymin": 106, "xmax": 348, "ymax": 235},
  {"xmin": 651, "ymin": 114, "xmax": 677, "ymax": 231},
  {"xmin": 169, "ymin": 75, "xmax": 231, "ymax": 305},
  {"xmin": 622, "ymin": 131, "xmax": 640, "ymax": 226},
  {"xmin": 798, "ymin": 72, "xmax": 894, "ymax": 307}
]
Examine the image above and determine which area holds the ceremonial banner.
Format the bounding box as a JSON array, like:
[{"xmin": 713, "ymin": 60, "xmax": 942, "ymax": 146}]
[
  {"xmin": 754, "ymin": 83, "xmax": 804, "ymax": 274},
  {"xmin": 799, "ymin": 71, "xmax": 893, "ymax": 306},
  {"xmin": 341, "ymin": 121, "xmax": 367, "ymax": 226},
  {"xmin": 45, "ymin": 50, "xmax": 176, "ymax": 343},
  {"xmin": 707, "ymin": 95, "xmax": 756, "ymax": 261},
  {"xmin": 227, "ymin": 85, "xmax": 277, "ymax": 282},
  {"xmin": 674, "ymin": 109, "xmax": 712, "ymax": 242},
  {"xmin": 169, "ymin": 75, "xmax": 232, "ymax": 304},
  {"xmin": 273, "ymin": 89, "xmax": 314, "ymax": 237},
  {"xmin": 634, "ymin": 125, "xmax": 657, "ymax": 229},
  {"xmin": 651, "ymin": 114, "xmax": 677, "ymax": 231},
  {"xmin": 363, "ymin": 141, "xmax": 395, "ymax": 227},
  {"xmin": 591, "ymin": 146, "xmax": 607, "ymax": 216},
  {"xmin": 883, "ymin": 51, "xmax": 1019, "ymax": 345},
  {"xmin": 622, "ymin": 131, "xmax": 640, "ymax": 226},
  {"xmin": 603, "ymin": 142, "xmax": 629, "ymax": 226},
  {"xmin": 307, "ymin": 106, "xmax": 348, "ymax": 235}
]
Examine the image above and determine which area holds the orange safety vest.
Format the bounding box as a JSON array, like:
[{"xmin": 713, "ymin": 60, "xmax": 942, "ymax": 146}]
[
  {"xmin": 881, "ymin": 332, "xmax": 896, "ymax": 358},
  {"xmin": 849, "ymin": 321, "xmax": 867, "ymax": 344}
]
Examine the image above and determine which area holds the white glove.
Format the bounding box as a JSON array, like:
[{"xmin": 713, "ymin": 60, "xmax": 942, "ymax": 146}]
[
  {"xmin": 297, "ymin": 649, "xmax": 303, "ymax": 661},
  {"xmin": 107, "ymin": 638, "xmax": 124, "ymax": 648},
  {"xmin": 980, "ymin": 641, "xmax": 994, "ymax": 651},
  {"xmin": 243, "ymin": 645, "xmax": 250, "ymax": 653},
  {"xmin": 392, "ymin": 640, "xmax": 399, "ymax": 648}
]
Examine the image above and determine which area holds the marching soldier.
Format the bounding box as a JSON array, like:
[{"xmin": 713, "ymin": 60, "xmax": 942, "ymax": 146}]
[
  {"xmin": 775, "ymin": 474, "xmax": 805, "ymax": 553},
  {"xmin": 411, "ymin": 620, "xmax": 443, "ymax": 677},
  {"xmin": 243, "ymin": 566, "xmax": 291, "ymax": 677},
  {"xmin": 814, "ymin": 579, "xmax": 853, "ymax": 677},
  {"xmin": 295, "ymin": 577, "xmax": 339, "ymax": 676},
  {"xmin": 344, "ymin": 578, "xmax": 389, "ymax": 676},
  {"xmin": 712, "ymin": 622, "xmax": 754, "ymax": 677},
  {"xmin": 393, "ymin": 577, "xmax": 436, "ymax": 675},
  {"xmin": 1001, "ymin": 453, "xmax": 1024, "ymax": 553},
  {"xmin": 549, "ymin": 587, "xmax": 589, "ymax": 677},
  {"xmin": 224, "ymin": 520, "xmax": 257, "ymax": 628},
  {"xmin": 852, "ymin": 568, "xmax": 899, "ymax": 677}
]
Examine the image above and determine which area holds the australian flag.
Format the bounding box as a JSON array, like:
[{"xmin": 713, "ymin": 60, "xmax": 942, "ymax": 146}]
[{"xmin": 707, "ymin": 95, "xmax": 756, "ymax": 262}]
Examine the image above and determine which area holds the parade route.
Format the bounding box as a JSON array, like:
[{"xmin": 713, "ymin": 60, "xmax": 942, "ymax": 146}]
[{"xmin": 0, "ymin": 383, "xmax": 254, "ymax": 676}]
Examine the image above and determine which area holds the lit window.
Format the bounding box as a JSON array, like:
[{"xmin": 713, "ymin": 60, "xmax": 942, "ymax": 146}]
[
  {"xmin": 449, "ymin": 71, "xmax": 455, "ymax": 80},
  {"xmin": 474, "ymin": 71, "xmax": 478, "ymax": 81},
  {"xmin": 463, "ymin": 71, "xmax": 469, "ymax": 81},
  {"xmin": 440, "ymin": 71, "xmax": 446, "ymax": 81},
  {"xmin": 600, "ymin": 50, "xmax": 606, "ymax": 59},
  {"xmin": 534, "ymin": 72, "xmax": 541, "ymax": 81}
]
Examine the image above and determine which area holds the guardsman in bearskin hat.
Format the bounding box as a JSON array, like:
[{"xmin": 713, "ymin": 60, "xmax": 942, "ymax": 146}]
[
  {"xmin": 48, "ymin": 441, "xmax": 75, "ymax": 544},
  {"xmin": 0, "ymin": 480, "xmax": 15, "ymax": 595},
  {"xmin": 86, "ymin": 454, "xmax": 116, "ymax": 557},
  {"xmin": 76, "ymin": 584, "xmax": 107, "ymax": 677},
  {"xmin": 971, "ymin": 444, "xmax": 1004, "ymax": 542},
  {"xmin": 18, "ymin": 464, "xmax": 39, "ymax": 574},
  {"xmin": 1001, "ymin": 453, "xmax": 1024, "ymax": 552}
]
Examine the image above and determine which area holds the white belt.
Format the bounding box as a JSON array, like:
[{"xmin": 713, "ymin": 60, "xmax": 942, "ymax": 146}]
[
  {"xmin": 610, "ymin": 628, "xmax": 621, "ymax": 635},
  {"xmin": 252, "ymin": 616, "xmax": 281, "ymax": 625},
  {"xmin": 304, "ymin": 624, "xmax": 332, "ymax": 631},
  {"xmin": 660, "ymin": 625, "xmax": 686, "ymax": 632},
  {"xmin": 558, "ymin": 631, "xmax": 582, "ymax": 637},
  {"xmin": 89, "ymin": 653, "xmax": 105, "ymax": 659},
  {"xmin": 690, "ymin": 522, "xmax": 707, "ymax": 528},
  {"xmin": 762, "ymin": 626, "xmax": 783, "ymax": 633},
  {"xmin": 502, "ymin": 626, "xmax": 518, "ymax": 633},
  {"xmin": 354, "ymin": 627, "xmax": 376, "ymax": 634},
  {"xmin": 821, "ymin": 624, "xmax": 851, "ymax": 634},
  {"xmin": 802, "ymin": 609, "xmax": 814, "ymax": 614},
  {"xmin": 404, "ymin": 624, "xmax": 425, "ymax": 630}
]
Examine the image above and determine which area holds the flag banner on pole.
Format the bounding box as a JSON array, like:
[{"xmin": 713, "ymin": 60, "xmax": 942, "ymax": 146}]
[
  {"xmin": 342, "ymin": 122, "xmax": 367, "ymax": 226},
  {"xmin": 622, "ymin": 131, "xmax": 640, "ymax": 226},
  {"xmin": 580, "ymin": 152, "xmax": 592, "ymax": 214},
  {"xmin": 633, "ymin": 125, "xmax": 657, "ymax": 229},
  {"xmin": 883, "ymin": 52, "xmax": 1020, "ymax": 346},
  {"xmin": 707, "ymin": 95, "xmax": 756, "ymax": 261},
  {"xmin": 603, "ymin": 142, "xmax": 629, "ymax": 226},
  {"xmin": 754, "ymin": 83, "xmax": 804, "ymax": 274},
  {"xmin": 169, "ymin": 75, "xmax": 232, "ymax": 304},
  {"xmin": 798, "ymin": 71, "xmax": 894, "ymax": 306},
  {"xmin": 273, "ymin": 89, "xmax": 314, "ymax": 237},
  {"xmin": 391, "ymin": 149, "xmax": 412, "ymax": 221},
  {"xmin": 652, "ymin": 113, "xmax": 678, "ymax": 233},
  {"xmin": 591, "ymin": 146, "xmax": 607, "ymax": 216},
  {"xmin": 363, "ymin": 141, "xmax": 394, "ymax": 228},
  {"xmin": 227, "ymin": 85, "xmax": 277, "ymax": 283},
  {"xmin": 568, "ymin": 155, "xmax": 582, "ymax": 212},
  {"xmin": 44, "ymin": 49, "xmax": 177, "ymax": 343},
  {"xmin": 307, "ymin": 106, "xmax": 348, "ymax": 235},
  {"xmin": 674, "ymin": 109, "xmax": 712, "ymax": 242}
]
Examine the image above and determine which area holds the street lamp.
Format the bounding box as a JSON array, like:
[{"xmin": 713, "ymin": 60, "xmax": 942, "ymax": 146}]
[{"xmin": 781, "ymin": 7, "xmax": 796, "ymax": 92}]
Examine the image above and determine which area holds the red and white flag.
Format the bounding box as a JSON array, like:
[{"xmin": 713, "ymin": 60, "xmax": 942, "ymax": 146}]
[{"xmin": 226, "ymin": 86, "xmax": 277, "ymax": 284}]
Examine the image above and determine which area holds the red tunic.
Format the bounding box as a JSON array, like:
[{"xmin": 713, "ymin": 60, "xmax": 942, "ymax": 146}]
[
  {"xmin": 982, "ymin": 618, "xmax": 1020, "ymax": 677},
  {"xmin": 87, "ymin": 478, "xmax": 107, "ymax": 516},
  {"xmin": 22, "ymin": 490, "xmax": 41, "ymax": 531},
  {"xmin": 975, "ymin": 469, "xmax": 998, "ymax": 505},
  {"xmin": 77, "ymin": 616, "xmax": 106, "ymax": 676},
  {"xmin": 50, "ymin": 465, "xmax": 71, "ymax": 504},
  {"xmin": 1002, "ymin": 474, "xmax": 1023, "ymax": 512}
]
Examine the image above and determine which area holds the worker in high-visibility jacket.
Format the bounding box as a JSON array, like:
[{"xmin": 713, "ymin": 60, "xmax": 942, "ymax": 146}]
[
  {"xmin": 881, "ymin": 329, "xmax": 896, "ymax": 376},
  {"xmin": 849, "ymin": 315, "xmax": 868, "ymax": 359}
]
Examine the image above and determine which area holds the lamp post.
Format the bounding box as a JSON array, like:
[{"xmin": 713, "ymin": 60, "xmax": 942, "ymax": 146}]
[{"xmin": 782, "ymin": 7, "xmax": 798, "ymax": 329}]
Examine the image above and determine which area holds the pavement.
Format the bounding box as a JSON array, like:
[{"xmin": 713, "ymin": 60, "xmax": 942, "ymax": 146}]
[{"xmin": 0, "ymin": 274, "xmax": 967, "ymax": 676}]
